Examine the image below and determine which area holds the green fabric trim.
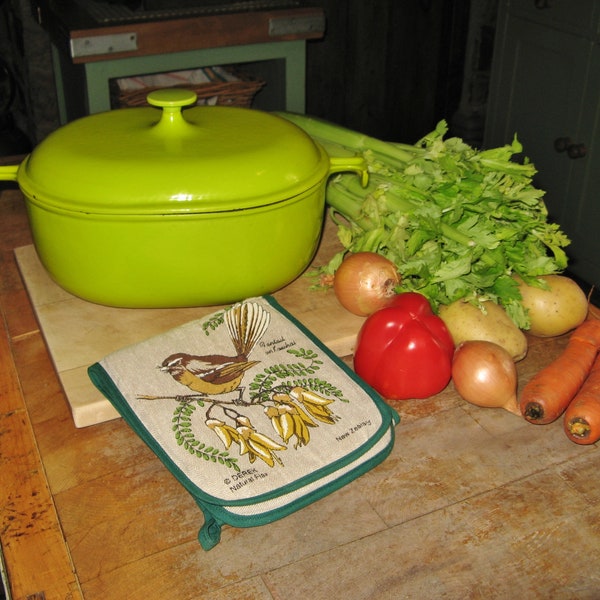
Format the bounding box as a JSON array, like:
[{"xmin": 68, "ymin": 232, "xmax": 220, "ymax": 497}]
[{"xmin": 87, "ymin": 295, "xmax": 400, "ymax": 550}]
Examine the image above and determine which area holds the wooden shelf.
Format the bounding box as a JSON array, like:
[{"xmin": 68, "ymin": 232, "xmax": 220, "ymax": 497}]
[{"xmin": 34, "ymin": 1, "xmax": 325, "ymax": 63}]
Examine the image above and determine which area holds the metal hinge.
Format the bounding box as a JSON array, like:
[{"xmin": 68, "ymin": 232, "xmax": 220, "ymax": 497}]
[
  {"xmin": 269, "ymin": 14, "xmax": 325, "ymax": 37},
  {"xmin": 70, "ymin": 33, "xmax": 138, "ymax": 59}
]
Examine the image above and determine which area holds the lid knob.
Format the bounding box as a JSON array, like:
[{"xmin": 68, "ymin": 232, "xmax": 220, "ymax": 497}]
[{"xmin": 147, "ymin": 88, "xmax": 198, "ymax": 133}]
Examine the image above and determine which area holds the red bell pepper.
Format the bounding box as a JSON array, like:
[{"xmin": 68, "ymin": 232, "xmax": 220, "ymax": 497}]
[{"xmin": 354, "ymin": 292, "xmax": 455, "ymax": 400}]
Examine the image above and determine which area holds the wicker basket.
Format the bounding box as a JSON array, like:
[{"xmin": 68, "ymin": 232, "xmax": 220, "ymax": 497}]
[{"xmin": 112, "ymin": 69, "xmax": 266, "ymax": 109}]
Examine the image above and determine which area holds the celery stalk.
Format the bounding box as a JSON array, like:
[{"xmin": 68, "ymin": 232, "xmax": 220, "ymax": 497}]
[
  {"xmin": 274, "ymin": 111, "xmax": 416, "ymax": 164},
  {"xmin": 276, "ymin": 113, "xmax": 571, "ymax": 329}
]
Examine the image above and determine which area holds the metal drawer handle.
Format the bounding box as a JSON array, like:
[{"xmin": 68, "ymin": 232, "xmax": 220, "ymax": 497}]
[
  {"xmin": 567, "ymin": 143, "xmax": 587, "ymax": 159},
  {"xmin": 554, "ymin": 137, "xmax": 587, "ymax": 159}
]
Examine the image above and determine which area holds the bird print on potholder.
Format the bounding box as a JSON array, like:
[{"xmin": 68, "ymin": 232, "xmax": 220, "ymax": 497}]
[{"xmin": 137, "ymin": 301, "xmax": 347, "ymax": 470}]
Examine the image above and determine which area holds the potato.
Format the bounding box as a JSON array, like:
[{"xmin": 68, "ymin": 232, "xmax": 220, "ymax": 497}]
[
  {"xmin": 516, "ymin": 274, "xmax": 588, "ymax": 337},
  {"xmin": 439, "ymin": 299, "xmax": 528, "ymax": 361}
]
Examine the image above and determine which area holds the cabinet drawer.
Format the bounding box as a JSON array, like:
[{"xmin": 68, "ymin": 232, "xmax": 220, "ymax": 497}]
[{"xmin": 509, "ymin": 0, "xmax": 599, "ymax": 37}]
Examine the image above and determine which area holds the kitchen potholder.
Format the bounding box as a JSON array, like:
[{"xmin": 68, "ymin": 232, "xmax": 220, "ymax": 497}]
[{"xmin": 88, "ymin": 295, "xmax": 399, "ymax": 550}]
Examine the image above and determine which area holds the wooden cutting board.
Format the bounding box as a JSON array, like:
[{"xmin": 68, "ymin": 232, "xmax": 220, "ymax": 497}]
[{"xmin": 15, "ymin": 217, "xmax": 366, "ymax": 427}]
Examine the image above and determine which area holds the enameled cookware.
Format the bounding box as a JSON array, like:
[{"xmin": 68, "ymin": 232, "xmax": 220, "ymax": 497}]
[{"xmin": 0, "ymin": 89, "xmax": 367, "ymax": 307}]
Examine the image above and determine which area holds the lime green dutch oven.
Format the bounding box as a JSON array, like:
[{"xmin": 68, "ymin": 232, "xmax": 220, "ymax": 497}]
[{"xmin": 0, "ymin": 89, "xmax": 367, "ymax": 307}]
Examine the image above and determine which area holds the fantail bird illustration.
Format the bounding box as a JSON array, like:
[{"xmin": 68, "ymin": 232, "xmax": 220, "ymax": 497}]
[{"xmin": 160, "ymin": 301, "xmax": 271, "ymax": 398}]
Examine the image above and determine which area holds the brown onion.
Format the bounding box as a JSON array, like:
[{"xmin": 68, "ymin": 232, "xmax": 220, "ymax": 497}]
[
  {"xmin": 333, "ymin": 252, "xmax": 400, "ymax": 316},
  {"xmin": 451, "ymin": 340, "xmax": 520, "ymax": 415}
]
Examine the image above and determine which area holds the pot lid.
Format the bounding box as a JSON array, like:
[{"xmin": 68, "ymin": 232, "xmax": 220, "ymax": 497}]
[{"xmin": 18, "ymin": 89, "xmax": 330, "ymax": 215}]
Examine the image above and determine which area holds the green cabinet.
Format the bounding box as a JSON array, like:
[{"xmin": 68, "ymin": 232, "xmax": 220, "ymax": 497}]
[{"xmin": 485, "ymin": 0, "xmax": 600, "ymax": 288}]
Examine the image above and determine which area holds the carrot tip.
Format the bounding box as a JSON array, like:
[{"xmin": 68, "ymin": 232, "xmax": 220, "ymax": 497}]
[
  {"xmin": 568, "ymin": 418, "xmax": 591, "ymax": 439},
  {"xmin": 523, "ymin": 401, "xmax": 544, "ymax": 422}
]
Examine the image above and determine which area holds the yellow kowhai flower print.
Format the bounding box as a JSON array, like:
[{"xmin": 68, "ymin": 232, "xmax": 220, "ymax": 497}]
[
  {"xmin": 206, "ymin": 418, "xmax": 240, "ymax": 449},
  {"xmin": 265, "ymin": 400, "xmax": 316, "ymax": 448},
  {"xmin": 235, "ymin": 416, "xmax": 286, "ymax": 467},
  {"xmin": 289, "ymin": 387, "xmax": 338, "ymax": 425}
]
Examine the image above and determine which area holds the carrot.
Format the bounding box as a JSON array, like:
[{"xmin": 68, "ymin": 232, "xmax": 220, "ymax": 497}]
[
  {"xmin": 563, "ymin": 351, "xmax": 600, "ymax": 444},
  {"xmin": 519, "ymin": 319, "xmax": 600, "ymax": 424}
]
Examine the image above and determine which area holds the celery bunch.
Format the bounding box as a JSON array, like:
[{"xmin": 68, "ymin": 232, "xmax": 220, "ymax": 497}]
[{"xmin": 277, "ymin": 113, "xmax": 570, "ymax": 329}]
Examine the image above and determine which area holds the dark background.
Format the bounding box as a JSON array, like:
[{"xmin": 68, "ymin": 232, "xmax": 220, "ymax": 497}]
[
  {"xmin": 0, "ymin": 0, "xmax": 487, "ymax": 154},
  {"xmin": 305, "ymin": 0, "xmax": 472, "ymax": 143}
]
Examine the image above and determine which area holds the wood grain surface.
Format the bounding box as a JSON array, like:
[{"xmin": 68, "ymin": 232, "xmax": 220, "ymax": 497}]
[{"xmin": 3, "ymin": 180, "xmax": 600, "ymax": 599}]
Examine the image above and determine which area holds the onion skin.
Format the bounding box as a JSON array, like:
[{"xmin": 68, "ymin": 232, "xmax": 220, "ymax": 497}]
[
  {"xmin": 452, "ymin": 340, "xmax": 520, "ymax": 415},
  {"xmin": 333, "ymin": 252, "xmax": 400, "ymax": 316}
]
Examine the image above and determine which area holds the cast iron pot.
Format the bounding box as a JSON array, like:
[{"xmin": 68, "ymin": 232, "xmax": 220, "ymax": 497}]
[{"xmin": 0, "ymin": 89, "xmax": 367, "ymax": 308}]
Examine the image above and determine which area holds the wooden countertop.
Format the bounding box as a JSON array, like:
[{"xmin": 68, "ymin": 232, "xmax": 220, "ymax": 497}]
[{"xmin": 2, "ymin": 180, "xmax": 600, "ymax": 599}]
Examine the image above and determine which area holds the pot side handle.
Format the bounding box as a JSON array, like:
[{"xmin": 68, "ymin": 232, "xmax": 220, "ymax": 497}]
[
  {"xmin": 328, "ymin": 156, "xmax": 369, "ymax": 187},
  {"xmin": 0, "ymin": 165, "xmax": 19, "ymax": 182}
]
